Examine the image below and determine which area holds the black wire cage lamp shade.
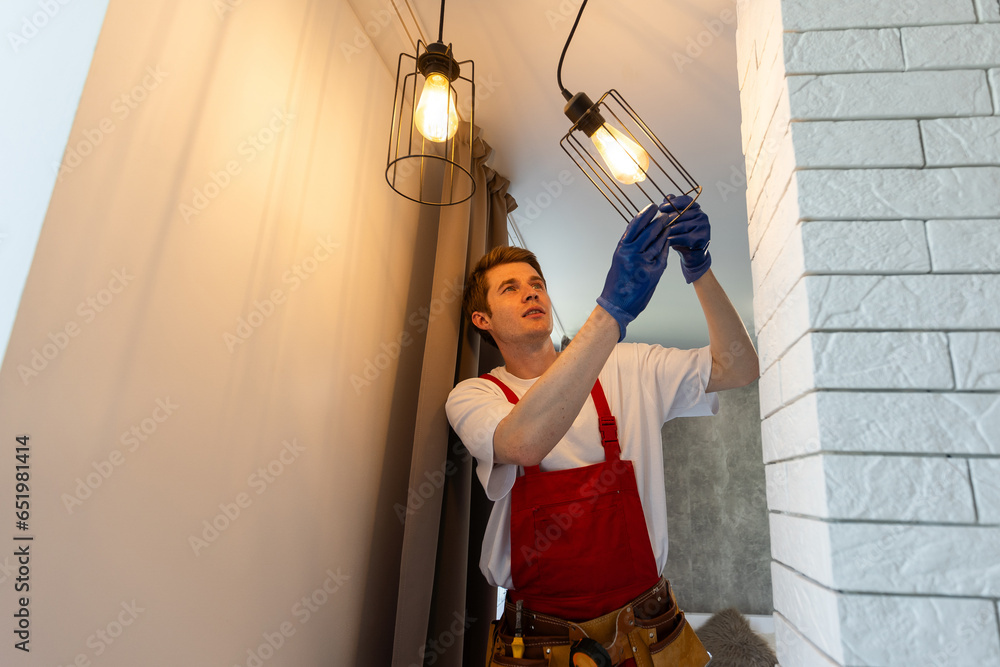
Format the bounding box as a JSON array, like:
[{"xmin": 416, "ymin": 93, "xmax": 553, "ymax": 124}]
[
  {"xmin": 557, "ymin": 1, "xmax": 701, "ymax": 222},
  {"xmin": 386, "ymin": 0, "xmax": 475, "ymax": 206}
]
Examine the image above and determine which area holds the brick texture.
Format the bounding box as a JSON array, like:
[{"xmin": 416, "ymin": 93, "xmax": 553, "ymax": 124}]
[
  {"xmin": 788, "ymin": 70, "xmax": 992, "ymax": 119},
  {"xmin": 922, "ymin": 117, "xmax": 1000, "ymax": 165},
  {"xmin": 902, "ymin": 24, "xmax": 1000, "ymax": 69},
  {"xmin": 740, "ymin": 1, "xmax": 1000, "ymax": 664},
  {"xmin": 927, "ymin": 220, "xmax": 1000, "ymax": 271},
  {"xmin": 783, "ymin": 29, "xmax": 903, "ymax": 74},
  {"xmin": 780, "ymin": 0, "xmax": 977, "ymax": 31}
]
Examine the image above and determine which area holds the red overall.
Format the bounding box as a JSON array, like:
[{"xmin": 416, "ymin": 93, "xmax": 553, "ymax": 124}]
[{"xmin": 482, "ymin": 373, "xmax": 660, "ymax": 665}]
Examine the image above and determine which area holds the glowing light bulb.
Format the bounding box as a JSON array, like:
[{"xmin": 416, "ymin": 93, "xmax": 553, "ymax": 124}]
[
  {"xmin": 590, "ymin": 124, "xmax": 649, "ymax": 184},
  {"xmin": 414, "ymin": 73, "xmax": 459, "ymax": 143}
]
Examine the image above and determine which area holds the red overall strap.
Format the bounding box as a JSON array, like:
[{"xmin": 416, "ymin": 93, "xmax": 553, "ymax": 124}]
[{"xmin": 478, "ymin": 374, "xmax": 621, "ymax": 474}]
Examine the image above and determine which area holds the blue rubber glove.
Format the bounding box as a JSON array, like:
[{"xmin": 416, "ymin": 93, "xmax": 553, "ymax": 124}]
[
  {"xmin": 597, "ymin": 203, "xmax": 672, "ymax": 342},
  {"xmin": 660, "ymin": 195, "xmax": 712, "ymax": 284}
]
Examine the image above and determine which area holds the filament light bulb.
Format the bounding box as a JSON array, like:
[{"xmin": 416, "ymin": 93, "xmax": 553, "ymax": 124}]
[
  {"xmin": 591, "ymin": 124, "xmax": 649, "ymax": 184},
  {"xmin": 414, "ymin": 73, "xmax": 459, "ymax": 143}
]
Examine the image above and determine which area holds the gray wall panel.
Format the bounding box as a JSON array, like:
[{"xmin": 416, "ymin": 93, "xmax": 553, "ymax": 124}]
[{"xmin": 661, "ymin": 381, "xmax": 773, "ymax": 615}]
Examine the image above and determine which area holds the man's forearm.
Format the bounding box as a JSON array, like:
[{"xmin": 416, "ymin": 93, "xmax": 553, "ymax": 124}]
[
  {"xmin": 692, "ymin": 269, "xmax": 759, "ymax": 392},
  {"xmin": 493, "ymin": 307, "xmax": 619, "ymax": 467}
]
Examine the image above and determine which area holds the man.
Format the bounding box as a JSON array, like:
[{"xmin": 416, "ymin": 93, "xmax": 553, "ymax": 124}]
[{"xmin": 446, "ymin": 195, "xmax": 759, "ymax": 666}]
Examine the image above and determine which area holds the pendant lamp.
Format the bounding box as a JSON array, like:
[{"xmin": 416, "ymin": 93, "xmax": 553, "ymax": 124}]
[
  {"xmin": 386, "ymin": 0, "xmax": 475, "ymax": 206},
  {"xmin": 557, "ymin": 0, "xmax": 701, "ymax": 222}
]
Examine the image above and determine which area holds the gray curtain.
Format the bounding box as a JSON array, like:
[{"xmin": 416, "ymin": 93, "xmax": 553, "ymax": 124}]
[{"xmin": 391, "ymin": 122, "xmax": 515, "ymax": 667}]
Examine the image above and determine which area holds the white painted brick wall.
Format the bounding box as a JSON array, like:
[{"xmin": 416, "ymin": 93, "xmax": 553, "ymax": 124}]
[
  {"xmin": 801, "ymin": 220, "xmax": 931, "ymax": 272},
  {"xmin": 767, "ymin": 454, "xmax": 977, "ymax": 521},
  {"xmin": 741, "ymin": 5, "xmax": 786, "ymax": 157},
  {"xmin": 837, "ymin": 593, "xmax": 1000, "ymax": 666},
  {"xmin": 780, "ymin": 0, "xmax": 977, "ymax": 31},
  {"xmin": 902, "ymin": 24, "xmax": 1000, "ymax": 69},
  {"xmin": 750, "ymin": 183, "xmax": 799, "ymax": 302},
  {"xmin": 830, "ymin": 523, "xmax": 1000, "ymax": 597},
  {"xmin": 922, "ymin": 117, "xmax": 1000, "ymax": 165},
  {"xmin": 976, "ymin": 0, "xmax": 1000, "ymax": 22},
  {"xmin": 771, "ymin": 514, "xmax": 1000, "ymax": 597},
  {"xmin": 783, "ymin": 29, "xmax": 903, "ymax": 74},
  {"xmin": 737, "ymin": 0, "xmax": 781, "ymax": 91},
  {"xmin": 790, "ymin": 120, "xmax": 923, "ymax": 168},
  {"xmin": 769, "ymin": 511, "xmax": 834, "ymax": 582},
  {"xmin": 759, "ymin": 392, "xmax": 820, "ymax": 460},
  {"xmin": 808, "ymin": 275, "xmax": 1000, "ymax": 330},
  {"xmin": 752, "ymin": 219, "xmax": 932, "ymax": 350},
  {"xmin": 747, "ymin": 95, "xmax": 793, "ymax": 222},
  {"xmin": 746, "ymin": 82, "xmax": 791, "ymax": 201},
  {"xmin": 796, "ymin": 168, "xmax": 1000, "ymax": 219},
  {"xmin": 971, "ymin": 459, "xmax": 1000, "ymax": 522},
  {"xmin": 788, "ymin": 70, "xmax": 993, "ymax": 119},
  {"xmin": 749, "ymin": 163, "xmax": 797, "ymax": 260},
  {"xmin": 757, "ymin": 273, "xmax": 1000, "ymax": 386},
  {"xmin": 760, "ymin": 392, "xmax": 1000, "ymax": 462},
  {"xmin": 991, "ymin": 68, "xmax": 1000, "ymax": 112},
  {"xmin": 756, "ymin": 278, "xmax": 807, "ymax": 370},
  {"xmin": 927, "ymin": 219, "xmax": 1000, "ymax": 271},
  {"xmin": 757, "ymin": 361, "xmax": 783, "ymax": 419},
  {"xmin": 740, "ymin": 2, "xmax": 1000, "ymax": 664},
  {"xmin": 752, "ymin": 231, "xmax": 804, "ymax": 336},
  {"xmin": 950, "ymin": 332, "xmax": 1000, "ymax": 389},
  {"xmin": 770, "ymin": 562, "xmax": 843, "ymax": 662},
  {"xmin": 773, "ymin": 614, "xmax": 840, "ymax": 667},
  {"xmin": 781, "ymin": 332, "xmax": 954, "ymax": 402},
  {"xmin": 772, "ymin": 561, "xmax": 1000, "ymax": 665}
]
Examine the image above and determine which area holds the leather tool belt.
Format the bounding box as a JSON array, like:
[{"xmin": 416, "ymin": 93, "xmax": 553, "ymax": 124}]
[{"xmin": 485, "ymin": 578, "xmax": 711, "ymax": 667}]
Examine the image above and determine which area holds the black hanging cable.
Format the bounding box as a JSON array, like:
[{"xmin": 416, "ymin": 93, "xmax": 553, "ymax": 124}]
[
  {"xmin": 437, "ymin": 0, "xmax": 446, "ymax": 43},
  {"xmin": 557, "ymin": 0, "xmax": 589, "ymax": 101}
]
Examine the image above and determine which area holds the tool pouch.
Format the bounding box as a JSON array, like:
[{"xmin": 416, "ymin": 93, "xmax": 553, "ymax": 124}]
[
  {"xmin": 485, "ymin": 616, "xmax": 571, "ymax": 666},
  {"xmin": 485, "ymin": 579, "xmax": 711, "ymax": 667}
]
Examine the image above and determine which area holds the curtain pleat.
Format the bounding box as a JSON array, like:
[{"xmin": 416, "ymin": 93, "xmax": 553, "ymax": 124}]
[{"xmin": 391, "ymin": 123, "xmax": 516, "ymax": 667}]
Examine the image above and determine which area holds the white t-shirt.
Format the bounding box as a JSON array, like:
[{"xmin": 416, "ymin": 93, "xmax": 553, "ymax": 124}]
[{"xmin": 445, "ymin": 343, "xmax": 719, "ymax": 590}]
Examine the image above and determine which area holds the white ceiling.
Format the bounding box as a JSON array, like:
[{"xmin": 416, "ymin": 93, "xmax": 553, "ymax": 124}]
[{"xmin": 357, "ymin": 0, "xmax": 753, "ymax": 349}]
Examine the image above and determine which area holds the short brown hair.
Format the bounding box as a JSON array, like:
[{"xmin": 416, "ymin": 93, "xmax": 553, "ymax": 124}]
[{"xmin": 463, "ymin": 246, "xmax": 546, "ymax": 347}]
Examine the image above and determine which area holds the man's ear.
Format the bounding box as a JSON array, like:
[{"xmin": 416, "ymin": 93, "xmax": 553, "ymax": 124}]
[{"xmin": 471, "ymin": 311, "xmax": 490, "ymax": 331}]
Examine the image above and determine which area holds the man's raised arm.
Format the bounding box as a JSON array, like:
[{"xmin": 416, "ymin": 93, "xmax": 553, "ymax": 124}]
[
  {"xmin": 492, "ymin": 203, "xmax": 673, "ymax": 467},
  {"xmin": 660, "ymin": 197, "xmax": 759, "ymax": 393}
]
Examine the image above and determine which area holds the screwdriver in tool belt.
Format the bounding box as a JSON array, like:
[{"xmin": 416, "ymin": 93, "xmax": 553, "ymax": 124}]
[{"xmin": 512, "ymin": 599, "xmax": 525, "ymax": 658}]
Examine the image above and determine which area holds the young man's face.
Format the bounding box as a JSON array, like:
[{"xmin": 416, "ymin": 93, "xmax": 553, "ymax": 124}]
[{"xmin": 475, "ymin": 262, "xmax": 552, "ymax": 346}]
